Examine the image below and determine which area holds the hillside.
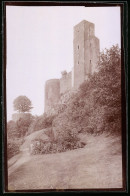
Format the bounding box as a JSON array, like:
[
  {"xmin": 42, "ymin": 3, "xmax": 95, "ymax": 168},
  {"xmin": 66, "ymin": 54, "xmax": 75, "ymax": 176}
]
[
  {"xmin": 8, "ymin": 132, "xmax": 122, "ymax": 190},
  {"xmin": 7, "ymin": 45, "xmax": 122, "ymax": 190}
]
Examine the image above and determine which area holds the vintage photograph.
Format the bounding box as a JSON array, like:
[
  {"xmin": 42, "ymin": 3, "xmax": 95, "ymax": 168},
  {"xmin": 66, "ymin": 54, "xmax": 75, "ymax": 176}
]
[{"xmin": 5, "ymin": 3, "xmax": 126, "ymax": 191}]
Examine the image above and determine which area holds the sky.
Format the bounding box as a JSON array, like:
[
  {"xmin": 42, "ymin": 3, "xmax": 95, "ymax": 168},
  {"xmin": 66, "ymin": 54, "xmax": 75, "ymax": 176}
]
[{"xmin": 6, "ymin": 6, "xmax": 121, "ymax": 121}]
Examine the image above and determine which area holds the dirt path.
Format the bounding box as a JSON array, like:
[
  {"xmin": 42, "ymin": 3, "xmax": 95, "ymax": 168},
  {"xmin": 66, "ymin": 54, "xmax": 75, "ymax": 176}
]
[
  {"xmin": 8, "ymin": 148, "xmax": 31, "ymax": 176},
  {"xmin": 8, "ymin": 133, "xmax": 122, "ymax": 190}
]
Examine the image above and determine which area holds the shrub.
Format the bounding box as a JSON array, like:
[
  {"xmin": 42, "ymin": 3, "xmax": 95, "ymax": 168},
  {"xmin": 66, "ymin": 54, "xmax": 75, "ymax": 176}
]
[
  {"xmin": 16, "ymin": 113, "xmax": 33, "ymax": 137},
  {"xmin": 7, "ymin": 120, "xmax": 18, "ymax": 138},
  {"xmin": 52, "ymin": 45, "xmax": 121, "ymax": 138},
  {"xmin": 30, "ymin": 135, "xmax": 86, "ymax": 155},
  {"xmin": 29, "ymin": 45, "xmax": 121, "ymax": 155},
  {"xmin": 27, "ymin": 114, "xmax": 56, "ymax": 134},
  {"xmin": 44, "ymin": 127, "xmax": 55, "ymax": 141},
  {"xmin": 7, "ymin": 114, "xmax": 34, "ymax": 139},
  {"xmin": 7, "ymin": 138, "xmax": 24, "ymax": 159}
]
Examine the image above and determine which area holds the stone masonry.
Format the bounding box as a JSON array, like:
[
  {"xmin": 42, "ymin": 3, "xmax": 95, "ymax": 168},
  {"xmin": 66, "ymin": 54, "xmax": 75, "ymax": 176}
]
[{"xmin": 44, "ymin": 20, "xmax": 100, "ymax": 114}]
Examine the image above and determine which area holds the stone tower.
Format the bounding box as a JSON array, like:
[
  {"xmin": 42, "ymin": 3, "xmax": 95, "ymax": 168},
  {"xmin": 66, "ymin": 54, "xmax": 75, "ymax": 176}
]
[
  {"xmin": 44, "ymin": 79, "xmax": 60, "ymax": 113},
  {"xmin": 73, "ymin": 20, "xmax": 100, "ymax": 89},
  {"xmin": 44, "ymin": 20, "xmax": 100, "ymax": 114}
]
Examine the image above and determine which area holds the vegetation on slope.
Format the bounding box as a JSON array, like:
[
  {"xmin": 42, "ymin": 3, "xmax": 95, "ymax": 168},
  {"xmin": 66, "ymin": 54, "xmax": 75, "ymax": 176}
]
[
  {"xmin": 8, "ymin": 133, "xmax": 122, "ymax": 190},
  {"xmin": 52, "ymin": 45, "xmax": 121, "ymax": 141},
  {"xmin": 7, "ymin": 45, "xmax": 121, "ymax": 157}
]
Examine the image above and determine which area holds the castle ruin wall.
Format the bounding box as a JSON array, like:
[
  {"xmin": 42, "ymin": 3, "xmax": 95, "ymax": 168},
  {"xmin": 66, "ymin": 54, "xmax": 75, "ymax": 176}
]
[
  {"xmin": 44, "ymin": 20, "xmax": 100, "ymax": 114},
  {"xmin": 12, "ymin": 113, "xmax": 31, "ymax": 122},
  {"xmin": 44, "ymin": 79, "xmax": 60, "ymax": 113},
  {"xmin": 60, "ymin": 71, "xmax": 72, "ymax": 95},
  {"xmin": 74, "ymin": 20, "xmax": 100, "ymax": 88}
]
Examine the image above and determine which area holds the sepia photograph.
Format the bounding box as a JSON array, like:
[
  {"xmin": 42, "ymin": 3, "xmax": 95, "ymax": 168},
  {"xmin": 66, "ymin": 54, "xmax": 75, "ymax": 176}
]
[{"xmin": 4, "ymin": 2, "xmax": 127, "ymax": 192}]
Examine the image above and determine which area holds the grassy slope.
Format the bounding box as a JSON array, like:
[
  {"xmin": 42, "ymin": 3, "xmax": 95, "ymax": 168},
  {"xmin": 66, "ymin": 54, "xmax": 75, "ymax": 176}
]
[{"xmin": 8, "ymin": 132, "xmax": 122, "ymax": 190}]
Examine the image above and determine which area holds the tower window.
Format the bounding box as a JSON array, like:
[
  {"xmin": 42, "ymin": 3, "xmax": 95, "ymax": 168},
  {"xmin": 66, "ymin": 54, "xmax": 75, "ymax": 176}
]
[
  {"xmin": 90, "ymin": 60, "xmax": 91, "ymax": 64},
  {"xmin": 78, "ymin": 45, "xmax": 79, "ymax": 49},
  {"xmin": 78, "ymin": 61, "xmax": 79, "ymax": 64}
]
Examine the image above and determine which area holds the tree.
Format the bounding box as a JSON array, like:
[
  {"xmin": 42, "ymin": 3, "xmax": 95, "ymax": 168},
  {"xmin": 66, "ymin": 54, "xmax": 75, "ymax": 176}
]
[
  {"xmin": 13, "ymin": 96, "xmax": 33, "ymax": 113},
  {"xmin": 79, "ymin": 44, "xmax": 121, "ymax": 135},
  {"xmin": 16, "ymin": 113, "xmax": 33, "ymax": 137},
  {"xmin": 53, "ymin": 44, "xmax": 121, "ymax": 138},
  {"xmin": 27, "ymin": 114, "xmax": 56, "ymax": 134},
  {"xmin": 7, "ymin": 120, "xmax": 18, "ymax": 138}
]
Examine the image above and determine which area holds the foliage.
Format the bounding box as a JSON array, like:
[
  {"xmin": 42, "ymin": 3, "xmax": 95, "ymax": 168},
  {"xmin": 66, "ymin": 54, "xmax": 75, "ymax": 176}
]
[
  {"xmin": 44, "ymin": 128, "xmax": 55, "ymax": 141},
  {"xmin": 7, "ymin": 120, "xmax": 18, "ymax": 138},
  {"xmin": 13, "ymin": 96, "xmax": 33, "ymax": 113},
  {"xmin": 8, "ymin": 45, "xmax": 121, "ymax": 157},
  {"xmin": 86, "ymin": 44, "xmax": 121, "ymax": 135},
  {"xmin": 30, "ymin": 137, "xmax": 85, "ymax": 155},
  {"xmin": 27, "ymin": 114, "xmax": 55, "ymax": 134},
  {"xmin": 16, "ymin": 113, "xmax": 33, "ymax": 137},
  {"xmin": 7, "ymin": 114, "xmax": 33, "ymax": 138},
  {"xmin": 30, "ymin": 45, "xmax": 121, "ymax": 155},
  {"xmin": 53, "ymin": 45, "xmax": 121, "ymax": 138},
  {"xmin": 7, "ymin": 138, "xmax": 24, "ymax": 159}
]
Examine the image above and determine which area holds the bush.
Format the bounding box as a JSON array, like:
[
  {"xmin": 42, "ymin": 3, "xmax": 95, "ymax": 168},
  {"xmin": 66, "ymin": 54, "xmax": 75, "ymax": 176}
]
[
  {"xmin": 16, "ymin": 113, "xmax": 33, "ymax": 137},
  {"xmin": 28, "ymin": 45, "xmax": 121, "ymax": 155},
  {"xmin": 30, "ymin": 136, "xmax": 86, "ymax": 155},
  {"xmin": 7, "ymin": 120, "xmax": 18, "ymax": 138},
  {"xmin": 52, "ymin": 45, "xmax": 121, "ymax": 139},
  {"xmin": 7, "ymin": 138, "xmax": 24, "ymax": 159},
  {"xmin": 30, "ymin": 140, "xmax": 53, "ymax": 155},
  {"xmin": 44, "ymin": 128, "xmax": 55, "ymax": 141},
  {"xmin": 7, "ymin": 114, "xmax": 34, "ymax": 138},
  {"xmin": 27, "ymin": 114, "xmax": 56, "ymax": 134}
]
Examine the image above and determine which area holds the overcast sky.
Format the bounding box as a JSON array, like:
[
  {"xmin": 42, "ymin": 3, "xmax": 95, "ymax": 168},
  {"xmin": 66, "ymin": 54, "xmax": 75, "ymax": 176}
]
[{"xmin": 6, "ymin": 6, "xmax": 121, "ymax": 121}]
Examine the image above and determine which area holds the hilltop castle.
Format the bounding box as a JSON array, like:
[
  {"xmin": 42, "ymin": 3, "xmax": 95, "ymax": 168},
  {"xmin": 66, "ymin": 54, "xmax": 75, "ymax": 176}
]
[{"xmin": 44, "ymin": 20, "xmax": 100, "ymax": 114}]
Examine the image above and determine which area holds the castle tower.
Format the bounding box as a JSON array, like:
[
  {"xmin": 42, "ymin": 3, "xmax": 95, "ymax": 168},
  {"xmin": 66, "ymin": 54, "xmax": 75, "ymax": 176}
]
[
  {"xmin": 73, "ymin": 20, "xmax": 100, "ymax": 89},
  {"xmin": 44, "ymin": 79, "xmax": 60, "ymax": 113}
]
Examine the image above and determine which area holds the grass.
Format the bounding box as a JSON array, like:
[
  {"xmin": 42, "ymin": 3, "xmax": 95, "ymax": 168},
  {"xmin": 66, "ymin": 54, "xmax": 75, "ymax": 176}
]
[{"xmin": 8, "ymin": 131, "xmax": 122, "ymax": 190}]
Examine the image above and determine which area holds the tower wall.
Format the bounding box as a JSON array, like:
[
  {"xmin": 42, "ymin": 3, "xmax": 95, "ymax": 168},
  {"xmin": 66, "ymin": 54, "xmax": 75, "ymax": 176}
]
[
  {"xmin": 44, "ymin": 79, "xmax": 60, "ymax": 113},
  {"xmin": 84, "ymin": 22, "xmax": 100, "ymax": 76},
  {"xmin": 73, "ymin": 20, "xmax": 100, "ymax": 89},
  {"xmin": 73, "ymin": 21, "xmax": 85, "ymax": 89}
]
